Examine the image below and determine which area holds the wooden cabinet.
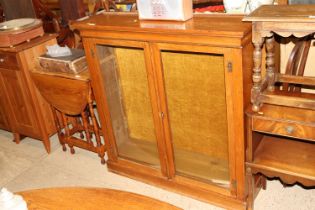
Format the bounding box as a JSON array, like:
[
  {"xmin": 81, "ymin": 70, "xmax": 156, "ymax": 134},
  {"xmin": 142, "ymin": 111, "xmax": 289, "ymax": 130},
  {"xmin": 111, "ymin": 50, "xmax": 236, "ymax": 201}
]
[
  {"xmin": 243, "ymin": 5, "xmax": 315, "ymax": 210},
  {"xmin": 73, "ymin": 13, "xmax": 252, "ymax": 209},
  {"xmin": 0, "ymin": 35, "xmax": 57, "ymax": 153},
  {"xmin": 245, "ymin": 105, "xmax": 315, "ymax": 209}
]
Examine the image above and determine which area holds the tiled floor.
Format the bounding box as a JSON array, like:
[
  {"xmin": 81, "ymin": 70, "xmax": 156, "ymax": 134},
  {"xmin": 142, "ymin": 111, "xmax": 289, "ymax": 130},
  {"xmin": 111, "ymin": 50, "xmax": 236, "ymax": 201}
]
[{"xmin": 0, "ymin": 129, "xmax": 314, "ymax": 210}]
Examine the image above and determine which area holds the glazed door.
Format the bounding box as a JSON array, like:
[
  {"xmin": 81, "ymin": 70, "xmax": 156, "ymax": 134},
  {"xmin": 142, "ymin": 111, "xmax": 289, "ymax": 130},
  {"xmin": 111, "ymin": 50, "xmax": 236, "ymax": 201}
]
[
  {"xmin": 152, "ymin": 43, "xmax": 242, "ymax": 194},
  {"xmin": 88, "ymin": 39, "xmax": 167, "ymax": 173}
]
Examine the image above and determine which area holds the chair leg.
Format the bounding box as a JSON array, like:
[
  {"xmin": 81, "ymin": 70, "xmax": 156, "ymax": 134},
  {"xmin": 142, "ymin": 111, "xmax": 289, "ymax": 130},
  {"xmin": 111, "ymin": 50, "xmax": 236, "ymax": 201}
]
[
  {"xmin": 13, "ymin": 132, "xmax": 21, "ymax": 144},
  {"xmin": 81, "ymin": 109, "xmax": 92, "ymax": 145},
  {"xmin": 75, "ymin": 117, "xmax": 85, "ymax": 139},
  {"xmin": 52, "ymin": 107, "xmax": 66, "ymax": 151},
  {"xmin": 62, "ymin": 113, "xmax": 75, "ymax": 154}
]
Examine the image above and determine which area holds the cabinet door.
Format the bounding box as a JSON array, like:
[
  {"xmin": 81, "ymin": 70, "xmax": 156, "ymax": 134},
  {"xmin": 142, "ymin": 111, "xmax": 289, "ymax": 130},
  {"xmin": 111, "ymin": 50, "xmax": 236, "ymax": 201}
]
[
  {"xmin": 153, "ymin": 43, "xmax": 242, "ymax": 191},
  {"xmin": 90, "ymin": 40, "xmax": 164, "ymax": 170},
  {"xmin": 0, "ymin": 68, "xmax": 39, "ymax": 138},
  {"xmin": 0, "ymin": 74, "xmax": 10, "ymax": 131}
]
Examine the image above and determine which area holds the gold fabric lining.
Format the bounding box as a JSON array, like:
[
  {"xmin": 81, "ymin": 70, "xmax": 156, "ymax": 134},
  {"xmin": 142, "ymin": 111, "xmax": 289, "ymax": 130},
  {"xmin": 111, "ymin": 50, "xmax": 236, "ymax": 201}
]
[
  {"xmin": 162, "ymin": 51, "xmax": 229, "ymax": 160},
  {"xmin": 113, "ymin": 48, "xmax": 228, "ymax": 162},
  {"xmin": 115, "ymin": 47, "xmax": 156, "ymax": 142}
]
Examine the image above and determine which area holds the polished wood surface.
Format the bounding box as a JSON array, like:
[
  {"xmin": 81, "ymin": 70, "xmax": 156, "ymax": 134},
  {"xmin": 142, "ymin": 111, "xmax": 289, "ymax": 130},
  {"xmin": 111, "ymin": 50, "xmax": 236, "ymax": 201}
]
[
  {"xmin": 0, "ymin": 34, "xmax": 57, "ymax": 152},
  {"xmin": 74, "ymin": 13, "xmax": 252, "ymax": 210},
  {"xmin": 251, "ymin": 104, "xmax": 315, "ymax": 141},
  {"xmin": 17, "ymin": 187, "xmax": 182, "ymax": 210},
  {"xmin": 31, "ymin": 71, "xmax": 90, "ymax": 115},
  {"xmin": 73, "ymin": 13, "xmax": 250, "ymax": 40},
  {"xmin": 250, "ymin": 104, "xmax": 315, "ymax": 123},
  {"xmin": 0, "ymin": 20, "xmax": 44, "ymax": 47},
  {"xmin": 0, "ymin": 34, "xmax": 57, "ymax": 52},
  {"xmin": 253, "ymin": 117, "xmax": 315, "ymax": 141},
  {"xmin": 0, "ymin": 76, "xmax": 10, "ymax": 130},
  {"xmin": 244, "ymin": 5, "xmax": 315, "ymax": 22},
  {"xmin": 249, "ymin": 136, "xmax": 315, "ymax": 186},
  {"xmin": 0, "ymin": 52, "xmax": 18, "ymax": 69}
]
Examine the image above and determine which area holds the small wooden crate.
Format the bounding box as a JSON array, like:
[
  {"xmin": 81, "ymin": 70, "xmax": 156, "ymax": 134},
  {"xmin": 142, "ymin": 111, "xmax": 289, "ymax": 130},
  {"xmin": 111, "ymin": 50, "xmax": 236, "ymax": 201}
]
[{"xmin": 38, "ymin": 49, "xmax": 87, "ymax": 74}]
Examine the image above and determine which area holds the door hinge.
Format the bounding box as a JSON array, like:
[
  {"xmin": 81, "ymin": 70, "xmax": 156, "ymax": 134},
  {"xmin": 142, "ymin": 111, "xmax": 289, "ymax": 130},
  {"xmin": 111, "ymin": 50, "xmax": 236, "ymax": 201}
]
[{"xmin": 227, "ymin": 61, "xmax": 233, "ymax": 72}]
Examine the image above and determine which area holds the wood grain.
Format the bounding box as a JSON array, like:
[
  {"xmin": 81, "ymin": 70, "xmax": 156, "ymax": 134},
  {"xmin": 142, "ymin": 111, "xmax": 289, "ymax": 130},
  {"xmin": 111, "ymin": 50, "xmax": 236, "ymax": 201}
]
[
  {"xmin": 244, "ymin": 5, "xmax": 315, "ymax": 22},
  {"xmin": 249, "ymin": 136, "xmax": 315, "ymax": 186},
  {"xmin": 17, "ymin": 187, "xmax": 182, "ymax": 210},
  {"xmin": 0, "ymin": 52, "xmax": 19, "ymax": 70},
  {"xmin": 253, "ymin": 117, "xmax": 315, "ymax": 141},
  {"xmin": 0, "ymin": 22, "xmax": 44, "ymax": 47}
]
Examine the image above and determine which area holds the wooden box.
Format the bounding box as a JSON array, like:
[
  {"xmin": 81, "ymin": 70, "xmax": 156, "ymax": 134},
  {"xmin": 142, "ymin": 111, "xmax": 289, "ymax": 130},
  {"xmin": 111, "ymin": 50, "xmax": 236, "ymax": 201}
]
[
  {"xmin": 38, "ymin": 49, "xmax": 87, "ymax": 74},
  {"xmin": 0, "ymin": 19, "xmax": 44, "ymax": 47}
]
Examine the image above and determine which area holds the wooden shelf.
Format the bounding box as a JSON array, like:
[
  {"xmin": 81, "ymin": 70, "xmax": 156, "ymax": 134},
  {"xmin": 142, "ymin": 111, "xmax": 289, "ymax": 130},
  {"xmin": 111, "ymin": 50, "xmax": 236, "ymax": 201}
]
[{"xmin": 247, "ymin": 136, "xmax": 315, "ymax": 186}]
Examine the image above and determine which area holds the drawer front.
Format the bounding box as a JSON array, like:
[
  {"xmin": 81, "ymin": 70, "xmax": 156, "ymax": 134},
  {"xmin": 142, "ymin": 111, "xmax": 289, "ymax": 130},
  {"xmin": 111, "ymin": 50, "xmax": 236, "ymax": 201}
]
[
  {"xmin": 0, "ymin": 52, "xmax": 19, "ymax": 70},
  {"xmin": 253, "ymin": 118, "xmax": 315, "ymax": 141}
]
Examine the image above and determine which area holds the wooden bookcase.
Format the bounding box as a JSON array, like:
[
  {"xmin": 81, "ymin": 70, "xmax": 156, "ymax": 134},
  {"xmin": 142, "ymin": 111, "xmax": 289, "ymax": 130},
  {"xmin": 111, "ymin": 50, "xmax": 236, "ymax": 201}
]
[{"xmin": 73, "ymin": 13, "xmax": 252, "ymax": 209}]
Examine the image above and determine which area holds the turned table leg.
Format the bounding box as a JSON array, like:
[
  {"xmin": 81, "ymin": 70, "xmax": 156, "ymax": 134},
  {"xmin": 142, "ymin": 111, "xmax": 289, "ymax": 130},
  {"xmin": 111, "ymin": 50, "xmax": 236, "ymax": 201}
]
[
  {"xmin": 251, "ymin": 37, "xmax": 264, "ymax": 112},
  {"xmin": 265, "ymin": 35, "xmax": 276, "ymax": 92}
]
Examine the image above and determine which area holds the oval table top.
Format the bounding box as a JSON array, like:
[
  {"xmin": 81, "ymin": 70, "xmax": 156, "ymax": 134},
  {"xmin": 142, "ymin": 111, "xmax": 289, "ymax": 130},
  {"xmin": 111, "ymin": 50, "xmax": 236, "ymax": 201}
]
[{"xmin": 17, "ymin": 187, "xmax": 182, "ymax": 210}]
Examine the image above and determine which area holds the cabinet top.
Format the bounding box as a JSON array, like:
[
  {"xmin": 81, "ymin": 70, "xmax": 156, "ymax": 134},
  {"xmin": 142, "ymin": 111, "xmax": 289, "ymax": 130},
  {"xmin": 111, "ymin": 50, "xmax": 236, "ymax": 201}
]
[{"xmin": 72, "ymin": 13, "xmax": 251, "ymax": 39}]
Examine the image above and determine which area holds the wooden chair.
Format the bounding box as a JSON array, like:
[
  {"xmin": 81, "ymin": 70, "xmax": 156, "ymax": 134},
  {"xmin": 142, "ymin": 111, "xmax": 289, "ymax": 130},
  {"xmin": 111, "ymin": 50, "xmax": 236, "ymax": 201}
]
[
  {"xmin": 282, "ymin": 37, "xmax": 312, "ymax": 92},
  {"xmin": 31, "ymin": 70, "xmax": 106, "ymax": 164}
]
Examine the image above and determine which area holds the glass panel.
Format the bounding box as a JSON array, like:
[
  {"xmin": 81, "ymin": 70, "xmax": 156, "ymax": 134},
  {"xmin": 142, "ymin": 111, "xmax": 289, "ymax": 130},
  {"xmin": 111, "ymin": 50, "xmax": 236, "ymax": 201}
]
[
  {"xmin": 96, "ymin": 45, "xmax": 160, "ymax": 168},
  {"xmin": 162, "ymin": 51, "xmax": 230, "ymax": 186}
]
